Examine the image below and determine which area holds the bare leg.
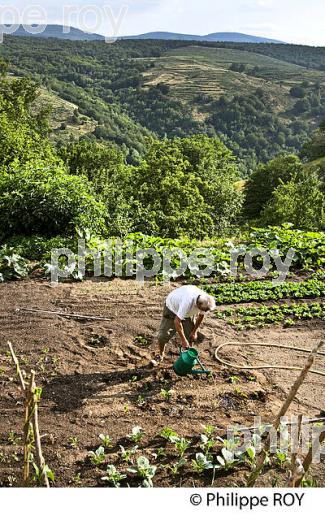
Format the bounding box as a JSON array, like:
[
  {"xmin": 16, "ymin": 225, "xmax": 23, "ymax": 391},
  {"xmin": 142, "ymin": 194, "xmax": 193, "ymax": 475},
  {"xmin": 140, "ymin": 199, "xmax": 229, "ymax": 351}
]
[{"xmin": 158, "ymin": 340, "xmax": 166, "ymax": 360}]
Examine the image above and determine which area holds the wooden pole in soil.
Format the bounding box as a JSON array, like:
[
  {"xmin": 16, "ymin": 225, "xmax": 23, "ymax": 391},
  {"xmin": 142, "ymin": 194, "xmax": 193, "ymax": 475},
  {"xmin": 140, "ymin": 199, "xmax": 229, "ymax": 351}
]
[
  {"xmin": 8, "ymin": 342, "xmax": 50, "ymax": 488},
  {"xmin": 294, "ymin": 429, "xmax": 325, "ymax": 487},
  {"xmin": 8, "ymin": 341, "xmax": 31, "ymax": 486},
  {"xmin": 30, "ymin": 370, "xmax": 50, "ymax": 488},
  {"xmin": 22, "ymin": 376, "xmax": 34, "ymax": 486},
  {"xmin": 286, "ymin": 414, "xmax": 304, "ymax": 487},
  {"xmin": 246, "ymin": 341, "xmax": 324, "ymax": 487}
]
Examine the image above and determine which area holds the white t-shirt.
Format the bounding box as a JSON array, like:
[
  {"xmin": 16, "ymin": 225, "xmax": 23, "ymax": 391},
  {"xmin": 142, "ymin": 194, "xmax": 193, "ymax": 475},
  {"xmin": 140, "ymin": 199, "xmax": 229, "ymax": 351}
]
[{"xmin": 166, "ymin": 285, "xmax": 204, "ymax": 320}]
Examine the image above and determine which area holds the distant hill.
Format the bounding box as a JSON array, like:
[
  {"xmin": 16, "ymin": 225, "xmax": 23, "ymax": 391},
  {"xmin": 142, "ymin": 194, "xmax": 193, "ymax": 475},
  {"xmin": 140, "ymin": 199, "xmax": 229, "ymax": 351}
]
[
  {"xmin": 8, "ymin": 25, "xmax": 283, "ymax": 44},
  {"xmin": 122, "ymin": 31, "xmax": 284, "ymax": 44},
  {"xmin": 8, "ymin": 24, "xmax": 104, "ymax": 40}
]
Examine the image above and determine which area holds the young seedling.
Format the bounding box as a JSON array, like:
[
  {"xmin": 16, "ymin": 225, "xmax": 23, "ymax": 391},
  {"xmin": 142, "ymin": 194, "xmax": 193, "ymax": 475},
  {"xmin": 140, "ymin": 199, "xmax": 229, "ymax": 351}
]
[
  {"xmin": 7, "ymin": 432, "xmax": 21, "ymax": 445},
  {"xmin": 165, "ymin": 458, "xmax": 186, "ymax": 476},
  {"xmin": 99, "ymin": 434, "xmax": 113, "ymax": 448},
  {"xmin": 69, "ymin": 436, "xmax": 79, "ymax": 449},
  {"xmin": 160, "ymin": 388, "xmax": 176, "ymax": 402},
  {"xmin": 200, "ymin": 434, "xmax": 216, "ymax": 455},
  {"xmin": 119, "ymin": 445, "xmax": 138, "ymax": 464},
  {"xmin": 152, "ymin": 447, "xmax": 166, "ymax": 460},
  {"xmin": 191, "ymin": 453, "xmax": 214, "ymax": 474},
  {"xmin": 174, "ymin": 437, "xmax": 190, "ymax": 458},
  {"xmin": 203, "ymin": 425, "xmax": 215, "ymax": 438},
  {"xmin": 127, "ymin": 426, "xmax": 145, "ymax": 443},
  {"xmin": 160, "ymin": 427, "xmax": 179, "ymax": 442},
  {"xmin": 101, "ymin": 465, "xmax": 127, "ymax": 488},
  {"xmin": 275, "ymin": 450, "xmax": 289, "ymax": 468},
  {"xmin": 88, "ymin": 446, "xmax": 106, "ymax": 466},
  {"xmin": 216, "ymin": 448, "xmax": 240, "ymax": 470},
  {"xmin": 129, "ymin": 456, "xmax": 157, "ymax": 487},
  {"xmin": 33, "ymin": 463, "xmax": 55, "ymax": 484},
  {"xmin": 137, "ymin": 395, "xmax": 146, "ymax": 407}
]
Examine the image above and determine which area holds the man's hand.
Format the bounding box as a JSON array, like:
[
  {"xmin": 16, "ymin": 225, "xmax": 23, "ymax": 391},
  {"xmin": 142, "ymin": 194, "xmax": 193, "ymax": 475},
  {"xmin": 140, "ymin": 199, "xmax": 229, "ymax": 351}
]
[{"xmin": 182, "ymin": 339, "xmax": 190, "ymax": 350}]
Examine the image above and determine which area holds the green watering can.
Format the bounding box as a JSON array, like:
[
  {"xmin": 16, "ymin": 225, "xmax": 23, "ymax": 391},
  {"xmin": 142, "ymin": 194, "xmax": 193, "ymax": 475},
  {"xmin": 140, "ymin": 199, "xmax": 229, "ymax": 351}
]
[{"xmin": 173, "ymin": 347, "xmax": 211, "ymax": 376}]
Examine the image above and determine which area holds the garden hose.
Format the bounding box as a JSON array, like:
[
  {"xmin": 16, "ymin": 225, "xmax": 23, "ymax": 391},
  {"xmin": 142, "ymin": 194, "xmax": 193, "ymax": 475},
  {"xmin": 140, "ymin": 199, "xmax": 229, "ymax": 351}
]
[{"xmin": 214, "ymin": 342, "xmax": 325, "ymax": 377}]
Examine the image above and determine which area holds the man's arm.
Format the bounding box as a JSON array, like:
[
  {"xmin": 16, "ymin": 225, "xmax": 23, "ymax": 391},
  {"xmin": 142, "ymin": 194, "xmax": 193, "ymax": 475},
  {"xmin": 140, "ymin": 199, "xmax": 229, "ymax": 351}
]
[
  {"xmin": 174, "ymin": 316, "xmax": 190, "ymax": 349},
  {"xmin": 190, "ymin": 313, "xmax": 205, "ymax": 343}
]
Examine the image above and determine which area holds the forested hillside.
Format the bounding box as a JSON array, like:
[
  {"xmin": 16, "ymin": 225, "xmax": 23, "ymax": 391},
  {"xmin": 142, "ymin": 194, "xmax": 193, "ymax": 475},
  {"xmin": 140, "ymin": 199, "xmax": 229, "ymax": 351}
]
[{"xmin": 1, "ymin": 37, "xmax": 325, "ymax": 170}]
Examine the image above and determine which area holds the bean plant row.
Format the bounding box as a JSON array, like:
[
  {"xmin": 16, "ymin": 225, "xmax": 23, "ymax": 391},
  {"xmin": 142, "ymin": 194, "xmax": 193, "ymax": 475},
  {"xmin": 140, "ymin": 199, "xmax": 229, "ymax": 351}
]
[{"xmin": 85, "ymin": 425, "xmax": 317, "ymax": 488}]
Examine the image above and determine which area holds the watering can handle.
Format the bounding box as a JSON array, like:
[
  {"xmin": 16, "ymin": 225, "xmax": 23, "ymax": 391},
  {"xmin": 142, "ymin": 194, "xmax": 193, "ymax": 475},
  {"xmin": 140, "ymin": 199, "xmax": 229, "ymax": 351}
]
[{"xmin": 178, "ymin": 346, "xmax": 211, "ymax": 375}]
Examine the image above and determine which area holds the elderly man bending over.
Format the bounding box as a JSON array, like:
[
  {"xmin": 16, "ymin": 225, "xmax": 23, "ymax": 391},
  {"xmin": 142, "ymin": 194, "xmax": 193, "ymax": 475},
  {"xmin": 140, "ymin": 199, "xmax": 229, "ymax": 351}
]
[{"xmin": 151, "ymin": 285, "xmax": 216, "ymax": 366}]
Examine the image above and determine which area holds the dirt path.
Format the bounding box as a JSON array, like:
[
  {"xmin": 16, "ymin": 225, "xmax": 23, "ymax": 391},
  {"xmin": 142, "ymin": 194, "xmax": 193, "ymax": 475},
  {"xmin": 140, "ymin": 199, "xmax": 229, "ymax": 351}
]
[{"xmin": 0, "ymin": 279, "xmax": 324, "ymax": 487}]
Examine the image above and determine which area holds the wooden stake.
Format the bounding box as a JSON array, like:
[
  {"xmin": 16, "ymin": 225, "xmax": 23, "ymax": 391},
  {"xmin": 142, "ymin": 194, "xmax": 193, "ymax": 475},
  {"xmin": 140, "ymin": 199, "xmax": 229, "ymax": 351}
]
[
  {"xmin": 30, "ymin": 371, "xmax": 50, "ymax": 488},
  {"xmin": 247, "ymin": 341, "xmax": 324, "ymax": 487},
  {"xmin": 286, "ymin": 414, "xmax": 304, "ymax": 487},
  {"xmin": 8, "ymin": 341, "xmax": 26, "ymax": 391},
  {"xmin": 8, "ymin": 342, "xmax": 50, "ymax": 488},
  {"xmin": 22, "ymin": 376, "xmax": 34, "ymax": 486},
  {"xmin": 294, "ymin": 429, "xmax": 325, "ymax": 487}
]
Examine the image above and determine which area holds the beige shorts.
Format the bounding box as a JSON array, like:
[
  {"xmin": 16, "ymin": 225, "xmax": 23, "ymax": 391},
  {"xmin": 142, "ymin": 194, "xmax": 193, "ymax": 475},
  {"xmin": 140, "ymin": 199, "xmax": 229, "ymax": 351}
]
[{"xmin": 157, "ymin": 304, "xmax": 195, "ymax": 346}]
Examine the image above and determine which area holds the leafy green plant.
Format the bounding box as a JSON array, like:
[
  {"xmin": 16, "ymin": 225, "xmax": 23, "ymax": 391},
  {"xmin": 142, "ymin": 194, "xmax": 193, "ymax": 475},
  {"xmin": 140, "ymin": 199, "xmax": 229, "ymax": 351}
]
[
  {"xmin": 7, "ymin": 432, "xmax": 21, "ymax": 445},
  {"xmin": 200, "ymin": 434, "xmax": 216, "ymax": 455},
  {"xmin": 216, "ymin": 448, "xmax": 241, "ymax": 470},
  {"xmin": 160, "ymin": 427, "xmax": 179, "ymax": 442},
  {"xmin": 69, "ymin": 436, "xmax": 79, "ymax": 449},
  {"xmin": 99, "ymin": 434, "xmax": 113, "ymax": 448},
  {"xmin": 101, "ymin": 465, "xmax": 127, "ymax": 487},
  {"xmin": 216, "ymin": 302, "xmax": 325, "ymax": 329},
  {"xmin": 88, "ymin": 446, "xmax": 106, "ymax": 466},
  {"xmin": 160, "ymin": 388, "xmax": 176, "ymax": 401},
  {"xmin": 301, "ymin": 476, "xmax": 318, "ymax": 487},
  {"xmin": 152, "ymin": 447, "xmax": 166, "ymax": 460},
  {"xmin": 129, "ymin": 456, "xmax": 157, "ymax": 487},
  {"xmin": 119, "ymin": 445, "xmax": 138, "ymax": 464},
  {"xmin": 192, "ymin": 453, "xmax": 214, "ymax": 474},
  {"xmin": 0, "ymin": 246, "xmax": 29, "ymax": 282},
  {"xmin": 127, "ymin": 426, "xmax": 145, "ymax": 443},
  {"xmin": 275, "ymin": 450, "xmax": 290, "ymax": 468},
  {"xmin": 33, "ymin": 463, "xmax": 55, "ymax": 484},
  {"xmin": 165, "ymin": 458, "xmax": 187, "ymax": 476},
  {"xmin": 203, "ymin": 278, "xmax": 325, "ymax": 305},
  {"xmin": 174, "ymin": 437, "xmax": 191, "ymax": 458},
  {"xmin": 203, "ymin": 425, "xmax": 215, "ymax": 438}
]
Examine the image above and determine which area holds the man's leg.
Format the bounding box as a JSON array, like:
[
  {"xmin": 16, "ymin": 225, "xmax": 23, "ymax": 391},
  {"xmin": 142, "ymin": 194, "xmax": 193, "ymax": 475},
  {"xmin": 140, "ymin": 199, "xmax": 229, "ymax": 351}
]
[{"xmin": 151, "ymin": 315, "xmax": 175, "ymax": 365}]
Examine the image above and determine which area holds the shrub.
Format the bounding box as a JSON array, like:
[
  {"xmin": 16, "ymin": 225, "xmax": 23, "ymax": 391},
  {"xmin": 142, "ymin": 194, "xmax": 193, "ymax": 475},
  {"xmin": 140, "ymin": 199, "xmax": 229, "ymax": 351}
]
[{"xmin": 0, "ymin": 161, "xmax": 107, "ymax": 239}]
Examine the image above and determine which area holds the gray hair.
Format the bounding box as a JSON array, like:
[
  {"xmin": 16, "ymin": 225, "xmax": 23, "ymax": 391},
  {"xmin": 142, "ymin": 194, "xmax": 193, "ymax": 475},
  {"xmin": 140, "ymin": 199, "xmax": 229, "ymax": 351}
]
[{"xmin": 197, "ymin": 293, "xmax": 216, "ymax": 312}]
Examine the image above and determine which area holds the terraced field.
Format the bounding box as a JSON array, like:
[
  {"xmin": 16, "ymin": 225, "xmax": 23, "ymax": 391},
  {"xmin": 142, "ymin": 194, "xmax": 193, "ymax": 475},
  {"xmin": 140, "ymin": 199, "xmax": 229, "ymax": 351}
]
[
  {"xmin": 36, "ymin": 88, "xmax": 97, "ymax": 143},
  {"xmin": 142, "ymin": 45, "xmax": 325, "ymax": 107}
]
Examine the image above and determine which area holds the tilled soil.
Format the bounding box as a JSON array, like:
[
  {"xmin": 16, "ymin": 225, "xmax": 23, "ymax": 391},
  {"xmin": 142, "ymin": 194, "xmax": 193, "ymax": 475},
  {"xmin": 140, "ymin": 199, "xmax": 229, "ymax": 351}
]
[{"xmin": 0, "ymin": 279, "xmax": 324, "ymax": 487}]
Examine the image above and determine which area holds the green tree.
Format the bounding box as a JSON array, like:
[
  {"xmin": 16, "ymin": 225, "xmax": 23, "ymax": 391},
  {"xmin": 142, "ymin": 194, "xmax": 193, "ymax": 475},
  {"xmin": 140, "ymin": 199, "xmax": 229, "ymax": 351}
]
[
  {"xmin": 131, "ymin": 136, "xmax": 242, "ymax": 238},
  {"xmin": 243, "ymin": 155, "xmax": 303, "ymax": 219},
  {"xmin": 0, "ymin": 75, "xmax": 56, "ymax": 167},
  {"xmin": 261, "ymin": 171, "xmax": 325, "ymax": 230},
  {"xmin": 0, "ymin": 160, "xmax": 107, "ymax": 239},
  {"xmin": 58, "ymin": 139, "xmax": 127, "ymax": 194}
]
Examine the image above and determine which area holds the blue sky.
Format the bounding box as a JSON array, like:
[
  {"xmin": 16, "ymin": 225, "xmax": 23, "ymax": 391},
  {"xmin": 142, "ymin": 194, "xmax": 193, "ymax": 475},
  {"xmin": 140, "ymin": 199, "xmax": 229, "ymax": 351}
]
[{"xmin": 2, "ymin": 0, "xmax": 325, "ymax": 45}]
